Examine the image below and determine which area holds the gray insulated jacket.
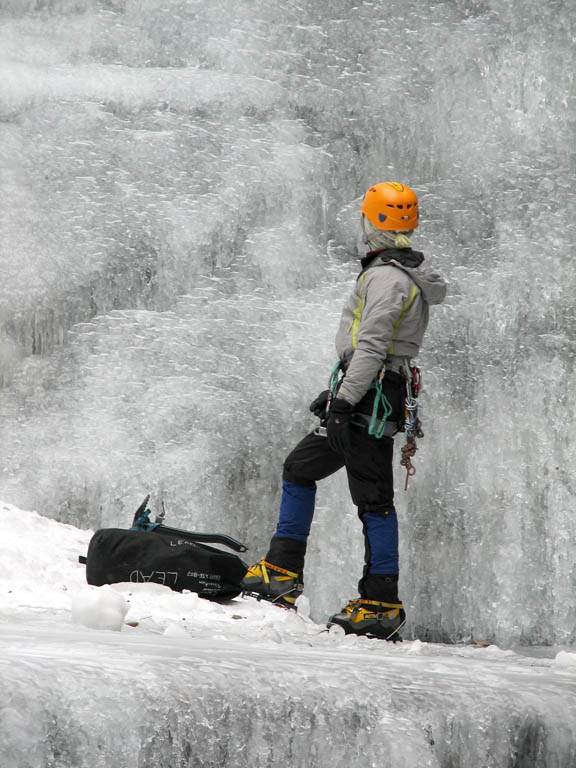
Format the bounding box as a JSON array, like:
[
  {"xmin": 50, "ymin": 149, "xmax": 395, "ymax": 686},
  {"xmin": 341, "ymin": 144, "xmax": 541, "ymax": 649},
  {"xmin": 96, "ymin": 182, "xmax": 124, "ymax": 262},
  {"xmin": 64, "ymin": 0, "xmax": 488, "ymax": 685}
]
[{"xmin": 335, "ymin": 249, "xmax": 447, "ymax": 405}]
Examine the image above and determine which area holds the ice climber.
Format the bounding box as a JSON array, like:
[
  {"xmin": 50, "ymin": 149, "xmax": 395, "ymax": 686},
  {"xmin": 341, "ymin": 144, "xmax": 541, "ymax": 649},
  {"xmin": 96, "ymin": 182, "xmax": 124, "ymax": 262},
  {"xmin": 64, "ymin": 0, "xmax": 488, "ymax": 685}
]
[{"xmin": 242, "ymin": 182, "xmax": 447, "ymax": 640}]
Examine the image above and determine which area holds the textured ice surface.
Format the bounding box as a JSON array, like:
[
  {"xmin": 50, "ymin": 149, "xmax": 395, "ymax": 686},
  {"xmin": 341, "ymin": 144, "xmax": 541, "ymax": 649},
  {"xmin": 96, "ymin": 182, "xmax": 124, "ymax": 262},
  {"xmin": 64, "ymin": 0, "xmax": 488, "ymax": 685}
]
[
  {"xmin": 0, "ymin": 1, "xmax": 575, "ymax": 651},
  {"xmin": 1, "ymin": 503, "xmax": 576, "ymax": 768},
  {"xmin": 5, "ymin": 621, "xmax": 576, "ymax": 768}
]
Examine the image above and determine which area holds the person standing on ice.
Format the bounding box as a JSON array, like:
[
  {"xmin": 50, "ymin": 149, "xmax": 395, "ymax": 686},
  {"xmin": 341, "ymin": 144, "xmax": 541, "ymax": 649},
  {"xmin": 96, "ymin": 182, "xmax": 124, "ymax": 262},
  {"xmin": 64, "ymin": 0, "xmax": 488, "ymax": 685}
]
[{"xmin": 242, "ymin": 182, "xmax": 447, "ymax": 640}]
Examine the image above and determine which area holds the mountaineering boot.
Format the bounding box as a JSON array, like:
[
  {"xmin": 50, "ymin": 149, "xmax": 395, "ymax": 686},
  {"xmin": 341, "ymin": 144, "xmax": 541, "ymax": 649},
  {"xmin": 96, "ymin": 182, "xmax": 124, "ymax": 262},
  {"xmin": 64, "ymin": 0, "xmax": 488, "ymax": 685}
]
[
  {"xmin": 359, "ymin": 573, "xmax": 400, "ymax": 603},
  {"xmin": 327, "ymin": 599, "xmax": 406, "ymax": 641},
  {"xmin": 242, "ymin": 537, "xmax": 306, "ymax": 608},
  {"xmin": 241, "ymin": 559, "xmax": 303, "ymax": 609}
]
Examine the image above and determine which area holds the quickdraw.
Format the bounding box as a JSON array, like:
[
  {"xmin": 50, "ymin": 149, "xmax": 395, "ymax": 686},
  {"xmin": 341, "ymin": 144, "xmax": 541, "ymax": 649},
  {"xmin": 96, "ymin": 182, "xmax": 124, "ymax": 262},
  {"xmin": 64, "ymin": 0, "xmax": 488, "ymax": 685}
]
[
  {"xmin": 312, "ymin": 360, "xmax": 345, "ymax": 437},
  {"xmin": 400, "ymin": 364, "xmax": 424, "ymax": 490},
  {"xmin": 317, "ymin": 360, "xmax": 345, "ymax": 426},
  {"xmin": 328, "ymin": 360, "xmax": 344, "ymax": 407},
  {"xmin": 368, "ymin": 370, "xmax": 393, "ymax": 438}
]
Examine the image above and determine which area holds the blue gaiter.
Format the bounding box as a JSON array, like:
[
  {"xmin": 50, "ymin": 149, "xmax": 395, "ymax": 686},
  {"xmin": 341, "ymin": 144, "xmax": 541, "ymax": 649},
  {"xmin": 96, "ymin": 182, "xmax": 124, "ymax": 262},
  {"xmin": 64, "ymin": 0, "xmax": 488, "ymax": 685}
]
[
  {"xmin": 363, "ymin": 509, "xmax": 399, "ymax": 574},
  {"xmin": 275, "ymin": 480, "xmax": 317, "ymax": 542}
]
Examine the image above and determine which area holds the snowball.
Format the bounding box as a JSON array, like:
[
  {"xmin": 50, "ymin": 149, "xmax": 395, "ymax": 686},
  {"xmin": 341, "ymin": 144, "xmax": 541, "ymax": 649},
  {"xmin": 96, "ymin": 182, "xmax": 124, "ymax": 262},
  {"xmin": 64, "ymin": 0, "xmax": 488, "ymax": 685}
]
[
  {"xmin": 71, "ymin": 586, "xmax": 129, "ymax": 632},
  {"xmin": 554, "ymin": 651, "xmax": 576, "ymax": 670}
]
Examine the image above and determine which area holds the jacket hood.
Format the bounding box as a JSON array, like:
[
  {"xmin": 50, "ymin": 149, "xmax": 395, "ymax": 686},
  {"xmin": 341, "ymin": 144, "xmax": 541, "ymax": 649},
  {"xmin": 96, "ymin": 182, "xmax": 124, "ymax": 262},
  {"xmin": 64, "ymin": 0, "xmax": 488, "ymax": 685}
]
[{"xmin": 362, "ymin": 248, "xmax": 447, "ymax": 306}]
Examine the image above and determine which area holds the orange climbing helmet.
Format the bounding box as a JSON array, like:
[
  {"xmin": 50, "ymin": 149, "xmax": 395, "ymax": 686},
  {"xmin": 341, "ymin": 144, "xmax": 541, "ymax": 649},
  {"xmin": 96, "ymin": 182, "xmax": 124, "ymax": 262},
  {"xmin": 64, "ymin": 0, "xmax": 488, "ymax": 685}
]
[{"xmin": 360, "ymin": 182, "xmax": 419, "ymax": 231}]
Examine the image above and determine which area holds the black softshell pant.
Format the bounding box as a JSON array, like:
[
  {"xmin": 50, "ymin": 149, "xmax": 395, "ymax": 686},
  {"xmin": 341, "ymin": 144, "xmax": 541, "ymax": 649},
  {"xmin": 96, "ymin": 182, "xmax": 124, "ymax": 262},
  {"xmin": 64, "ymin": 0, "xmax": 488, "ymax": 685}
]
[
  {"xmin": 266, "ymin": 371, "xmax": 405, "ymax": 603},
  {"xmin": 283, "ymin": 427, "xmax": 394, "ymax": 509}
]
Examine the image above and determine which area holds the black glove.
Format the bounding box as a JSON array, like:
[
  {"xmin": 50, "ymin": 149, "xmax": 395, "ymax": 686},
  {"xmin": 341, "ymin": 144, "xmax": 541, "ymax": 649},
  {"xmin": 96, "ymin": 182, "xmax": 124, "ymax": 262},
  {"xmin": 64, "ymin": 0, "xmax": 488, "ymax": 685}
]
[
  {"xmin": 326, "ymin": 397, "xmax": 354, "ymax": 454},
  {"xmin": 309, "ymin": 390, "xmax": 331, "ymax": 419}
]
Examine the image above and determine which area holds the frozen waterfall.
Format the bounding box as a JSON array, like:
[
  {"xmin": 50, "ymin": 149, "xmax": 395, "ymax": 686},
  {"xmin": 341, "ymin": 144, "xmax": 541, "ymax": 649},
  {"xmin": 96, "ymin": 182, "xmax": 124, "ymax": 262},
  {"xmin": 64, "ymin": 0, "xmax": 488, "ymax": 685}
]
[{"xmin": 0, "ymin": 1, "xmax": 575, "ymax": 765}]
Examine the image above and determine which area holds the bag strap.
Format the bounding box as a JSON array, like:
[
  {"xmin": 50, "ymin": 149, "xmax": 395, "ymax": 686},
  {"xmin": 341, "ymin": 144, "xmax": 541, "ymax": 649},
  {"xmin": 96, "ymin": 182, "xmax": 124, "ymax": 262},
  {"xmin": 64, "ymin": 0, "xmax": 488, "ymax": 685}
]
[{"xmin": 131, "ymin": 496, "xmax": 248, "ymax": 553}]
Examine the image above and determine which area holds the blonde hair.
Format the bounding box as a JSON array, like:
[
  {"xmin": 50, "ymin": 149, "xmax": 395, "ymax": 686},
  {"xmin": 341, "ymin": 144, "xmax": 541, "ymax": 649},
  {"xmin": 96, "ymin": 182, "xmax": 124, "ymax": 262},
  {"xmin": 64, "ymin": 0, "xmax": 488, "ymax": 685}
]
[
  {"xmin": 361, "ymin": 215, "xmax": 412, "ymax": 250},
  {"xmin": 393, "ymin": 233, "xmax": 412, "ymax": 248}
]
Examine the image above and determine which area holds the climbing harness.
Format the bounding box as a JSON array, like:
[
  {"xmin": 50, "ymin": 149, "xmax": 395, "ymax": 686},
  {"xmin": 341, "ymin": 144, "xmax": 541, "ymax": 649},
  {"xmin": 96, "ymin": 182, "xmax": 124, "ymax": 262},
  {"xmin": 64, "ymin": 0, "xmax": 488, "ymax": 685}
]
[
  {"xmin": 315, "ymin": 360, "xmax": 394, "ymax": 440},
  {"xmin": 400, "ymin": 363, "xmax": 424, "ymax": 489},
  {"xmin": 315, "ymin": 360, "xmax": 425, "ymax": 472}
]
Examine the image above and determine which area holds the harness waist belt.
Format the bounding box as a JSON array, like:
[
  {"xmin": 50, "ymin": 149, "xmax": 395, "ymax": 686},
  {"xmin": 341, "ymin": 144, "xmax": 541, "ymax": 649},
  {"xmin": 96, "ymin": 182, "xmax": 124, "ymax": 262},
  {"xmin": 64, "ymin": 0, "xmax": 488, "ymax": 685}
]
[{"xmin": 351, "ymin": 413, "xmax": 399, "ymax": 437}]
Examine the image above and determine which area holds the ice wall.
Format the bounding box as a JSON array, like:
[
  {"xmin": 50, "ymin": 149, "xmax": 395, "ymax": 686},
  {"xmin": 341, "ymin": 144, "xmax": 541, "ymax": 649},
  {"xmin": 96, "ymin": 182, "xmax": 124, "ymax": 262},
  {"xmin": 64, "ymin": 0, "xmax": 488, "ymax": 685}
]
[
  {"xmin": 3, "ymin": 620, "xmax": 576, "ymax": 768},
  {"xmin": 0, "ymin": 0, "xmax": 575, "ymax": 645}
]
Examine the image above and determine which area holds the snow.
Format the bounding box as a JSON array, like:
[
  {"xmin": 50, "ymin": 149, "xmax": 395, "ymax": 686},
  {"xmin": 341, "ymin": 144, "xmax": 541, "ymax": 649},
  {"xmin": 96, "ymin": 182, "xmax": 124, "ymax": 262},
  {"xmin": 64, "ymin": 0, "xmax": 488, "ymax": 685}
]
[{"xmin": 1, "ymin": 502, "xmax": 576, "ymax": 767}]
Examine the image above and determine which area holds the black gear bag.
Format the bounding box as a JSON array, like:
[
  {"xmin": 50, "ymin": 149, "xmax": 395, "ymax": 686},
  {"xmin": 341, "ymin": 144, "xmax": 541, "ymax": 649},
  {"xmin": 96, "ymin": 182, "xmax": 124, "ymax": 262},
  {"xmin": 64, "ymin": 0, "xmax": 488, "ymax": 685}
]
[{"xmin": 80, "ymin": 496, "xmax": 248, "ymax": 601}]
